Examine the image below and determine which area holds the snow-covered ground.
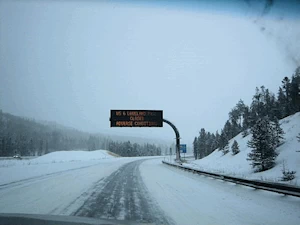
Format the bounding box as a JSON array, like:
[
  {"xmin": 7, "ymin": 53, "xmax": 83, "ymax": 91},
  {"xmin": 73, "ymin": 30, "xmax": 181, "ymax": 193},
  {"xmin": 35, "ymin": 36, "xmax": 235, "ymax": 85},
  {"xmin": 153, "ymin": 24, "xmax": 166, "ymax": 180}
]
[
  {"xmin": 0, "ymin": 150, "xmax": 299, "ymax": 225},
  {"xmin": 30, "ymin": 150, "xmax": 115, "ymax": 163},
  {"xmin": 0, "ymin": 150, "xmax": 116, "ymax": 185},
  {"xmin": 0, "ymin": 150, "xmax": 114, "ymax": 167},
  {"xmin": 141, "ymin": 158, "xmax": 300, "ymax": 225},
  {"xmin": 182, "ymin": 112, "xmax": 300, "ymax": 185},
  {"xmin": 0, "ymin": 150, "xmax": 144, "ymax": 215}
]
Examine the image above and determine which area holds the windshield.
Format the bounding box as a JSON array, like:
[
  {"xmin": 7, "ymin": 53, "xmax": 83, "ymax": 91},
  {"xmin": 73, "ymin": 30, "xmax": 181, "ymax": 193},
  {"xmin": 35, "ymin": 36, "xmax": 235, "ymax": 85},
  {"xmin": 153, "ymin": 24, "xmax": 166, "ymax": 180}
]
[{"xmin": 0, "ymin": 0, "xmax": 300, "ymax": 225}]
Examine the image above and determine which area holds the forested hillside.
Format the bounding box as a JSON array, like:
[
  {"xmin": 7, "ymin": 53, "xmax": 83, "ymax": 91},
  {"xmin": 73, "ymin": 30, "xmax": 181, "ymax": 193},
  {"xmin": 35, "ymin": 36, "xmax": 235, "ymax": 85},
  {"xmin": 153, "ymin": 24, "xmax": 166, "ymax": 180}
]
[
  {"xmin": 0, "ymin": 111, "xmax": 107, "ymax": 156},
  {"xmin": 0, "ymin": 111, "xmax": 164, "ymax": 157},
  {"xmin": 193, "ymin": 66, "xmax": 300, "ymax": 171},
  {"xmin": 188, "ymin": 112, "xmax": 300, "ymax": 185},
  {"xmin": 108, "ymin": 141, "xmax": 162, "ymax": 157}
]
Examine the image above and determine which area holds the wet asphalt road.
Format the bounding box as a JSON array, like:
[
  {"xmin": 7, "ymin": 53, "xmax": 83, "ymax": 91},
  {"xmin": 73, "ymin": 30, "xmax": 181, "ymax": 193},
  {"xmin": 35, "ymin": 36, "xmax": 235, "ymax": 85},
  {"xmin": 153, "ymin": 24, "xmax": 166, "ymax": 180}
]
[{"xmin": 74, "ymin": 159, "xmax": 172, "ymax": 225}]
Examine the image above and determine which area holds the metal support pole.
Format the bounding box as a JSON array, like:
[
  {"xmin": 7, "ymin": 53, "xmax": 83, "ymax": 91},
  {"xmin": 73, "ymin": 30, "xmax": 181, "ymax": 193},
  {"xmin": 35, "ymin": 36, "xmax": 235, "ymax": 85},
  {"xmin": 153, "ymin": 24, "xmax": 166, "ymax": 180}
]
[{"xmin": 163, "ymin": 118, "xmax": 181, "ymax": 162}]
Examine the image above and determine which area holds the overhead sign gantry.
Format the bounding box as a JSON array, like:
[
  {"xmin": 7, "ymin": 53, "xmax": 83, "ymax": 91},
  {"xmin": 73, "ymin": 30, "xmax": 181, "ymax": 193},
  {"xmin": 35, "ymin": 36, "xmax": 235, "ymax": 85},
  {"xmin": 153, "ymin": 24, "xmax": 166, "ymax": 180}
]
[{"xmin": 110, "ymin": 110, "xmax": 181, "ymax": 161}]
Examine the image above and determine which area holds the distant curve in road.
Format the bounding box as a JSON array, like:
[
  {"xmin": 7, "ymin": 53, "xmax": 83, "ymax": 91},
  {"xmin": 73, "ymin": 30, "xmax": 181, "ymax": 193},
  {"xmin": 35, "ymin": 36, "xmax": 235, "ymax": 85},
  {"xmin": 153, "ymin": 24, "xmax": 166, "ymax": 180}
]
[{"xmin": 74, "ymin": 159, "xmax": 173, "ymax": 225}]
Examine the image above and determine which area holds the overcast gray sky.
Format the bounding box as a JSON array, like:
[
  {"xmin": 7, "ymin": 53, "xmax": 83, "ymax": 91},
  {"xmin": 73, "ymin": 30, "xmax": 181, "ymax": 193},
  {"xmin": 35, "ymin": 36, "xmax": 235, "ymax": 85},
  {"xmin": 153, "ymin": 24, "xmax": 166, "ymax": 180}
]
[{"xmin": 0, "ymin": 0, "xmax": 299, "ymax": 145}]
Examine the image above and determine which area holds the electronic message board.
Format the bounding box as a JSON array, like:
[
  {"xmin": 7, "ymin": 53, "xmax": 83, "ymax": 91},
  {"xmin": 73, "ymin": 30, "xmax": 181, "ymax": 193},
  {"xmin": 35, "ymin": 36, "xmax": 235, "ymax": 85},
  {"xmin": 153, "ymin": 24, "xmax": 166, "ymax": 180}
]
[{"xmin": 110, "ymin": 110, "xmax": 163, "ymax": 127}]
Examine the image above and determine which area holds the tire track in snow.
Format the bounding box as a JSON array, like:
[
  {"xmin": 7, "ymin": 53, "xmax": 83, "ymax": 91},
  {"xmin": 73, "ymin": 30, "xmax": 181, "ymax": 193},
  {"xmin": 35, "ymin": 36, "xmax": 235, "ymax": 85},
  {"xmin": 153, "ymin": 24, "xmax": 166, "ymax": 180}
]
[{"xmin": 74, "ymin": 159, "xmax": 173, "ymax": 225}]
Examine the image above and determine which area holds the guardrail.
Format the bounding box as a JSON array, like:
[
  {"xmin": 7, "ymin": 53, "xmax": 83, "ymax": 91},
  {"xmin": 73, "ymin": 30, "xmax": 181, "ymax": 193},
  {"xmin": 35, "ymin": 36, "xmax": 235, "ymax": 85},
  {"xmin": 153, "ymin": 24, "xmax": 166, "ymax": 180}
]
[{"xmin": 162, "ymin": 160, "xmax": 300, "ymax": 198}]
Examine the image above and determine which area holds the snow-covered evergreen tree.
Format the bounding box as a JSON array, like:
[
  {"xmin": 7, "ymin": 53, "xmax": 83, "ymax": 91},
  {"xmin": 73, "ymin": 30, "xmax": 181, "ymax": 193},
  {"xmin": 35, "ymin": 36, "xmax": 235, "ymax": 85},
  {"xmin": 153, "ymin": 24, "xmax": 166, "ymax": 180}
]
[
  {"xmin": 193, "ymin": 137, "xmax": 198, "ymax": 159},
  {"xmin": 242, "ymin": 105, "xmax": 250, "ymax": 131},
  {"xmin": 218, "ymin": 130, "xmax": 228, "ymax": 151},
  {"xmin": 271, "ymin": 117, "xmax": 285, "ymax": 147},
  {"xmin": 281, "ymin": 77, "xmax": 293, "ymax": 116},
  {"xmin": 290, "ymin": 67, "xmax": 300, "ymax": 113},
  {"xmin": 247, "ymin": 116, "xmax": 279, "ymax": 171},
  {"xmin": 231, "ymin": 140, "xmax": 240, "ymax": 155},
  {"xmin": 277, "ymin": 87, "xmax": 287, "ymax": 119},
  {"xmin": 222, "ymin": 142, "xmax": 229, "ymax": 155},
  {"xmin": 214, "ymin": 131, "xmax": 220, "ymax": 150},
  {"xmin": 242, "ymin": 129, "xmax": 249, "ymax": 138},
  {"xmin": 198, "ymin": 128, "xmax": 206, "ymax": 158}
]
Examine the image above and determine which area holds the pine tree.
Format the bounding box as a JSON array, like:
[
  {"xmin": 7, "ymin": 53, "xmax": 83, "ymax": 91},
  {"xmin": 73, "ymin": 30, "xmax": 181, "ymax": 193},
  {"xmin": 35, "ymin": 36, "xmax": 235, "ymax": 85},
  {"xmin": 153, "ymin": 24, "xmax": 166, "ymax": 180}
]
[
  {"xmin": 242, "ymin": 129, "xmax": 249, "ymax": 138},
  {"xmin": 231, "ymin": 140, "xmax": 240, "ymax": 155},
  {"xmin": 218, "ymin": 130, "xmax": 228, "ymax": 150},
  {"xmin": 231, "ymin": 120, "xmax": 241, "ymax": 139},
  {"xmin": 249, "ymin": 88, "xmax": 260, "ymax": 127},
  {"xmin": 198, "ymin": 128, "xmax": 206, "ymax": 158},
  {"xmin": 223, "ymin": 120, "xmax": 233, "ymax": 140},
  {"xmin": 250, "ymin": 86, "xmax": 274, "ymax": 120},
  {"xmin": 45, "ymin": 141, "xmax": 49, "ymax": 154},
  {"xmin": 222, "ymin": 141, "xmax": 229, "ymax": 155},
  {"xmin": 242, "ymin": 105, "xmax": 250, "ymax": 131},
  {"xmin": 88, "ymin": 136, "xmax": 96, "ymax": 151},
  {"xmin": 282, "ymin": 77, "xmax": 293, "ymax": 116},
  {"xmin": 247, "ymin": 117, "xmax": 278, "ymax": 171},
  {"xmin": 214, "ymin": 131, "xmax": 220, "ymax": 150},
  {"xmin": 29, "ymin": 139, "xmax": 34, "ymax": 156},
  {"xmin": 125, "ymin": 141, "xmax": 133, "ymax": 156},
  {"xmin": 193, "ymin": 137, "xmax": 198, "ymax": 159},
  {"xmin": 210, "ymin": 133, "xmax": 217, "ymax": 153},
  {"xmin": 250, "ymin": 87, "xmax": 263, "ymax": 120},
  {"xmin": 39, "ymin": 139, "xmax": 43, "ymax": 156},
  {"xmin": 271, "ymin": 117, "xmax": 285, "ymax": 147},
  {"xmin": 290, "ymin": 67, "xmax": 300, "ymax": 112},
  {"xmin": 8, "ymin": 137, "xmax": 13, "ymax": 156},
  {"xmin": 229, "ymin": 107, "xmax": 240, "ymax": 127},
  {"xmin": 265, "ymin": 89, "xmax": 277, "ymax": 119},
  {"xmin": 236, "ymin": 99, "xmax": 247, "ymax": 126},
  {"xmin": 205, "ymin": 132, "xmax": 212, "ymax": 156},
  {"xmin": 277, "ymin": 87, "xmax": 287, "ymax": 119}
]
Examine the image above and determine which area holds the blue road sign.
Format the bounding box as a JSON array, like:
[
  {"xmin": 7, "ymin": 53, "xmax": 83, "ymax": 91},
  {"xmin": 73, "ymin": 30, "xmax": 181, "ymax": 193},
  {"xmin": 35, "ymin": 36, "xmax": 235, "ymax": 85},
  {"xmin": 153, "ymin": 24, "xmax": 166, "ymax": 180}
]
[{"xmin": 180, "ymin": 144, "xmax": 187, "ymax": 153}]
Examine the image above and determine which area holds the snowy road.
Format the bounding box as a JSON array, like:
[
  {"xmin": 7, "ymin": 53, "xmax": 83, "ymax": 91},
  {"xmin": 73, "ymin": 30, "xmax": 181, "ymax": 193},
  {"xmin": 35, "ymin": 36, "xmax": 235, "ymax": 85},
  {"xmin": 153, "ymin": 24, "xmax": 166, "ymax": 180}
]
[
  {"xmin": 0, "ymin": 156, "xmax": 300, "ymax": 225},
  {"xmin": 141, "ymin": 159, "xmax": 300, "ymax": 225},
  {"xmin": 74, "ymin": 159, "xmax": 172, "ymax": 224},
  {"xmin": 0, "ymin": 157, "xmax": 141, "ymax": 215}
]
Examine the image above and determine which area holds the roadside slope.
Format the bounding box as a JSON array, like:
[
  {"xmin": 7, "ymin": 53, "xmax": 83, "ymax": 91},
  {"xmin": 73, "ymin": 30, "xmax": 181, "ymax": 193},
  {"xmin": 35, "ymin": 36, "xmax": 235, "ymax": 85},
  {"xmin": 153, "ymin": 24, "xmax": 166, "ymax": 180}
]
[{"xmin": 187, "ymin": 112, "xmax": 300, "ymax": 185}]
